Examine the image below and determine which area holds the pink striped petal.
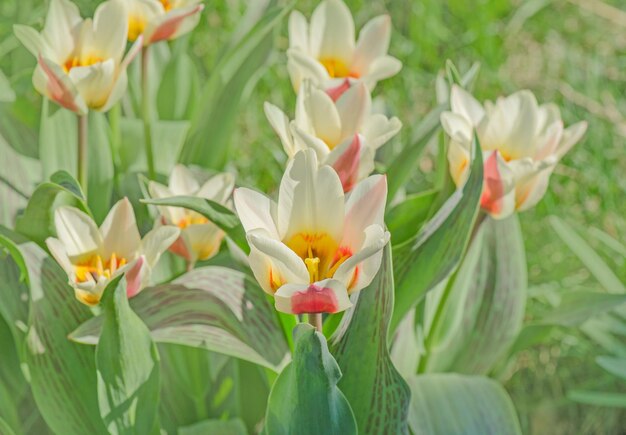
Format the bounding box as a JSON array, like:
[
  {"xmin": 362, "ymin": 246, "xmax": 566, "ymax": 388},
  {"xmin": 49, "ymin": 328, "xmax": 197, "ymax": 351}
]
[
  {"xmin": 148, "ymin": 4, "xmax": 204, "ymax": 44},
  {"xmin": 331, "ymin": 134, "xmax": 361, "ymax": 192},
  {"xmin": 480, "ymin": 151, "xmax": 505, "ymax": 215},
  {"xmin": 326, "ymin": 78, "xmax": 351, "ymax": 102},
  {"xmin": 38, "ymin": 55, "xmax": 86, "ymax": 114},
  {"xmin": 125, "ymin": 256, "xmax": 145, "ymax": 298}
]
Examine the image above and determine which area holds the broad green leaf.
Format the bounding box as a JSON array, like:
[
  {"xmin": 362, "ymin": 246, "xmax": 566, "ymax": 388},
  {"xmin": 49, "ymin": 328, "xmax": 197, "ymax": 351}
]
[
  {"xmin": 423, "ymin": 215, "xmax": 528, "ymax": 375},
  {"xmin": 407, "ymin": 374, "xmax": 522, "ymax": 435},
  {"xmin": 386, "ymin": 189, "xmax": 438, "ymax": 246},
  {"xmin": 0, "ymin": 234, "xmax": 30, "ymax": 338},
  {"xmin": 15, "ymin": 170, "xmax": 90, "ymax": 246},
  {"xmin": 157, "ymin": 46, "xmax": 199, "ymax": 121},
  {"xmin": 70, "ymin": 266, "xmax": 288, "ymax": 371},
  {"xmin": 568, "ymin": 390, "xmax": 626, "ymax": 408},
  {"xmin": 550, "ymin": 216, "xmax": 626, "ymax": 294},
  {"xmin": 330, "ymin": 245, "xmax": 410, "ymax": 435},
  {"xmin": 596, "ymin": 356, "xmax": 626, "ymax": 380},
  {"xmin": 18, "ymin": 243, "xmax": 107, "ymax": 434},
  {"xmin": 96, "ymin": 275, "xmax": 160, "ymax": 435},
  {"xmin": 142, "ymin": 196, "xmax": 248, "ymax": 254},
  {"xmin": 391, "ymin": 137, "xmax": 483, "ymax": 332},
  {"xmin": 179, "ymin": 4, "xmax": 292, "ymax": 169},
  {"xmin": 537, "ymin": 292, "xmax": 626, "ymax": 327},
  {"xmin": 39, "ymin": 100, "xmax": 75, "ymax": 179},
  {"xmin": 178, "ymin": 418, "xmax": 247, "ymax": 435},
  {"xmin": 265, "ymin": 324, "xmax": 357, "ymax": 435},
  {"xmin": 0, "ymin": 317, "xmax": 25, "ymax": 434}
]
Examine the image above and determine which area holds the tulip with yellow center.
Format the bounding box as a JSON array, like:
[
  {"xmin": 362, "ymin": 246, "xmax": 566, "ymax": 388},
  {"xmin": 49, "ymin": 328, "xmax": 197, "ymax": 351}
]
[
  {"xmin": 265, "ymin": 80, "xmax": 401, "ymax": 192},
  {"xmin": 125, "ymin": 0, "xmax": 204, "ymax": 45},
  {"xmin": 441, "ymin": 85, "xmax": 588, "ymax": 219},
  {"xmin": 46, "ymin": 198, "xmax": 180, "ymax": 306},
  {"xmin": 14, "ymin": 0, "xmax": 141, "ymax": 115},
  {"xmin": 148, "ymin": 165, "xmax": 235, "ymax": 264},
  {"xmin": 234, "ymin": 149, "xmax": 389, "ymax": 315},
  {"xmin": 287, "ymin": 0, "xmax": 402, "ymax": 92}
]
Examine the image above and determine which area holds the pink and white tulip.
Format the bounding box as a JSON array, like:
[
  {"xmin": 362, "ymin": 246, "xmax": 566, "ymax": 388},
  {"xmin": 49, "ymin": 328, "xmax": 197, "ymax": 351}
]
[
  {"xmin": 46, "ymin": 198, "xmax": 179, "ymax": 306},
  {"xmin": 125, "ymin": 0, "xmax": 204, "ymax": 45},
  {"xmin": 287, "ymin": 0, "xmax": 401, "ymax": 92},
  {"xmin": 234, "ymin": 149, "xmax": 389, "ymax": 315},
  {"xmin": 148, "ymin": 165, "xmax": 235, "ymax": 263},
  {"xmin": 265, "ymin": 80, "xmax": 401, "ymax": 192},
  {"xmin": 441, "ymin": 85, "xmax": 587, "ymax": 219},
  {"xmin": 14, "ymin": 0, "xmax": 141, "ymax": 115}
]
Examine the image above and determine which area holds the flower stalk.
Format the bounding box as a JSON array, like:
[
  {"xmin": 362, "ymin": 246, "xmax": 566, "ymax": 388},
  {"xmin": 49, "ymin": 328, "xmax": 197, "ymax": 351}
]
[
  {"xmin": 308, "ymin": 313, "xmax": 323, "ymax": 332},
  {"xmin": 141, "ymin": 46, "xmax": 156, "ymax": 180},
  {"xmin": 77, "ymin": 114, "xmax": 88, "ymax": 195}
]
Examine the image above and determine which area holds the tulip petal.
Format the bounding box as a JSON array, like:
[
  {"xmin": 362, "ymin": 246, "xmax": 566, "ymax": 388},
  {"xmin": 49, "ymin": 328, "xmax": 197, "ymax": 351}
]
[
  {"xmin": 334, "ymin": 225, "xmax": 389, "ymax": 293},
  {"xmin": 342, "ymin": 174, "xmax": 387, "ymax": 248},
  {"xmin": 125, "ymin": 256, "xmax": 146, "ymax": 298},
  {"xmin": 288, "ymin": 10, "xmax": 309, "ymax": 51},
  {"xmin": 146, "ymin": 3, "xmax": 204, "ymax": 44},
  {"xmin": 197, "ymin": 173, "xmax": 235, "ymax": 204},
  {"xmin": 450, "ymin": 84, "xmax": 485, "ymax": 126},
  {"xmin": 233, "ymin": 188, "xmax": 280, "ymax": 240},
  {"xmin": 92, "ymin": 0, "xmax": 128, "ymax": 63},
  {"xmin": 277, "ymin": 150, "xmax": 345, "ymax": 242},
  {"xmin": 335, "ymin": 81, "xmax": 370, "ymax": 141},
  {"xmin": 361, "ymin": 55, "xmax": 401, "ymax": 90},
  {"xmin": 351, "ymin": 15, "xmax": 391, "ymax": 76},
  {"xmin": 328, "ymin": 134, "xmax": 362, "ymax": 192},
  {"xmin": 42, "ymin": 0, "xmax": 81, "ymax": 62},
  {"xmin": 54, "ymin": 206, "xmax": 102, "ymax": 257},
  {"xmin": 480, "ymin": 151, "xmax": 516, "ymax": 219},
  {"xmin": 503, "ymin": 90, "xmax": 540, "ymax": 159},
  {"xmin": 274, "ymin": 279, "xmax": 352, "ymax": 314},
  {"xmin": 36, "ymin": 56, "xmax": 87, "ymax": 115},
  {"xmin": 287, "ymin": 49, "xmax": 330, "ymax": 91},
  {"xmin": 264, "ymin": 102, "xmax": 297, "ymax": 156},
  {"xmin": 326, "ymin": 78, "xmax": 351, "ymax": 102},
  {"xmin": 515, "ymin": 165, "xmax": 555, "ymax": 212},
  {"xmin": 182, "ymin": 223, "xmax": 224, "ymax": 261},
  {"xmin": 291, "ymin": 124, "xmax": 331, "ymax": 160},
  {"xmin": 169, "ymin": 164, "xmax": 200, "ymax": 195},
  {"xmin": 46, "ymin": 237, "xmax": 75, "ymax": 278},
  {"xmin": 304, "ymin": 85, "xmax": 343, "ymax": 147},
  {"xmin": 147, "ymin": 181, "xmax": 185, "ymax": 224},
  {"xmin": 67, "ymin": 59, "xmax": 116, "ymax": 110},
  {"xmin": 141, "ymin": 225, "xmax": 181, "ymax": 266},
  {"xmin": 362, "ymin": 113, "xmax": 402, "ymax": 150},
  {"xmin": 309, "ymin": 0, "xmax": 355, "ymax": 63},
  {"xmin": 100, "ymin": 198, "xmax": 141, "ymax": 260},
  {"xmin": 13, "ymin": 25, "xmax": 46, "ymax": 58},
  {"xmin": 556, "ymin": 121, "xmax": 587, "ymax": 159}
]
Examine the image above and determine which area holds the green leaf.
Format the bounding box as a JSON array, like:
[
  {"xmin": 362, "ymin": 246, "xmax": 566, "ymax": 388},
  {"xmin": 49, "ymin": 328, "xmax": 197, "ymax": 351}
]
[
  {"xmin": 157, "ymin": 47, "xmax": 199, "ymax": 121},
  {"xmin": 567, "ymin": 390, "xmax": 626, "ymax": 408},
  {"xmin": 537, "ymin": 292, "xmax": 626, "ymax": 327},
  {"xmin": 178, "ymin": 418, "xmax": 247, "ymax": 435},
  {"xmin": 39, "ymin": 100, "xmax": 75, "ymax": 180},
  {"xmin": 550, "ymin": 216, "xmax": 626, "ymax": 294},
  {"xmin": 142, "ymin": 196, "xmax": 249, "ymax": 254},
  {"xmin": 70, "ymin": 266, "xmax": 288, "ymax": 371},
  {"xmin": 596, "ymin": 356, "xmax": 626, "ymax": 380},
  {"xmin": 330, "ymin": 245, "xmax": 410, "ymax": 435},
  {"xmin": 15, "ymin": 170, "xmax": 91, "ymax": 246},
  {"xmin": 423, "ymin": 215, "xmax": 528, "ymax": 374},
  {"xmin": 178, "ymin": 3, "xmax": 292, "ymax": 169},
  {"xmin": 391, "ymin": 136, "xmax": 483, "ymax": 332},
  {"xmin": 0, "ymin": 69, "xmax": 16, "ymax": 102},
  {"xmin": 265, "ymin": 324, "xmax": 357, "ymax": 435},
  {"xmin": 18, "ymin": 243, "xmax": 107, "ymax": 434},
  {"xmin": 386, "ymin": 189, "xmax": 438, "ymax": 246},
  {"xmin": 407, "ymin": 374, "xmax": 522, "ymax": 435},
  {"xmin": 86, "ymin": 112, "xmax": 114, "ymax": 223},
  {"xmin": 96, "ymin": 275, "xmax": 161, "ymax": 435}
]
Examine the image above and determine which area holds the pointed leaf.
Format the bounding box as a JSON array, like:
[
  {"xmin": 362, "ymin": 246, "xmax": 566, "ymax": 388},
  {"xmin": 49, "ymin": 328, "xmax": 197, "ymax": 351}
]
[
  {"xmin": 70, "ymin": 266, "xmax": 288, "ymax": 371},
  {"xmin": 330, "ymin": 245, "xmax": 411, "ymax": 435},
  {"xmin": 265, "ymin": 324, "xmax": 357, "ymax": 435},
  {"xmin": 538, "ymin": 292, "xmax": 626, "ymax": 327}
]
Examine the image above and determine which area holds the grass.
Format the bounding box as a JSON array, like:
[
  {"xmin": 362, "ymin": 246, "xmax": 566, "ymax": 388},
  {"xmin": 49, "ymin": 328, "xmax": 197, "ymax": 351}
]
[{"xmin": 1, "ymin": 0, "xmax": 625, "ymax": 433}]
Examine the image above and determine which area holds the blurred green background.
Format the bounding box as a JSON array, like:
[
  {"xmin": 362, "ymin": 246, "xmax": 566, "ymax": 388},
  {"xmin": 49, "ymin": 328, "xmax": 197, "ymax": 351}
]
[{"xmin": 1, "ymin": 0, "xmax": 624, "ymax": 433}]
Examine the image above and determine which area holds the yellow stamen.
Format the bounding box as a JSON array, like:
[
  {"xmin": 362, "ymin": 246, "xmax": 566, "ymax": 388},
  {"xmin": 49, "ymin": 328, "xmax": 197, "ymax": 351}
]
[
  {"xmin": 305, "ymin": 257, "xmax": 320, "ymax": 283},
  {"xmin": 128, "ymin": 15, "xmax": 146, "ymax": 42},
  {"xmin": 63, "ymin": 54, "xmax": 104, "ymax": 73},
  {"xmin": 160, "ymin": 0, "xmax": 173, "ymax": 11},
  {"xmin": 286, "ymin": 232, "xmax": 353, "ymax": 283},
  {"xmin": 177, "ymin": 214, "xmax": 209, "ymax": 229},
  {"xmin": 73, "ymin": 253, "xmax": 128, "ymax": 284},
  {"xmin": 319, "ymin": 57, "xmax": 358, "ymax": 79}
]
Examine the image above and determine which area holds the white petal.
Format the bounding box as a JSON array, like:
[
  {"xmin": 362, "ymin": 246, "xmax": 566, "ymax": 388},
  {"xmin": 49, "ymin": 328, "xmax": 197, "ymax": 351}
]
[
  {"xmin": 342, "ymin": 174, "xmax": 387, "ymax": 248},
  {"xmin": 361, "ymin": 55, "xmax": 402, "ymax": 90},
  {"xmin": 277, "ymin": 150, "xmax": 345, "ymax": 242},
  {"xmin": 264, "ymin": 102, "xmax": 296, "ymax": 156},
  {"xmin": 351, "ymin": 15, "xmax": 391, "ymax": 76},
  {"xmin": 361, "ymin": 113, "xmax": 402, "ymax": 150},
  {"xmin": 515, "ymin": 165, "xmax": 555, "ymax": 212},
  {"xmin": 100, "ymin": 197, "xmax": 141, "ymax": 259},
  {"xmin": 54, "ymin": 206, "xmax": 102, "ymax": 257},
  {"xmin": 99, "ymin": 68, "xmax": 128, "ymax": 112},
  {"xmin": 141, "ymin": 225, "xmax": 180, "ymax": 266},
  {"xmin": 447, "ymin": 140, "xmax": 471, "ymax": 187},
  {"xmin": 556, "ymin": 121, "xmax": 587, "ymax": 159},
  {"xmin": 480, "ymin": 151, "xmax": 516, "ymax": 219},
  {"xmin": 42, "ymin": 0, "xmax": 82, "ymax": 62},
  {"xmin": 287, "ymin": 49, "xmax": 330, "ymax": 91},
  {"xmin": 169, "ymin": 164, "xmax": 200, "ymax": 194},
  {"xmin": 13, "ymin": 25, "xmax": 46, "ymax": 58},
  {"xmin": 288, "ymin": 10, "xmax": 309, "ymax": 51},
  {"xmin": 67, "ymin": 59, "xmax": 116, "ymax": 110},
  {"xmin": 274, "ymin": 279, "xmax": 352, "ymax": 314},
  {"xmin": 182, "ymin": 223, "xmax": 224, "ymax": 261},
  {"xmin": 196, "ymin": 172, "xmax": 235, "ymax": 204},
  {"xmin": 450, "ymin": 85, "xmax": 485, "ymax": 126},
  {"xmin": 247, "ymin": 229, "xmax": 309, "ymax": 289},
  {"xmin": 291, "ymin": 124, "xmax": 332, "ymax": 160},
  {"xmin": 147, "ymin": 181, "xmax": 184, "ymax": 224},
  {"xmin": 309, "ymin": 0, "xmax": 355, "ymax": 62},
  {"xmin": 305, "ymin": 85, "xmax": 343, "ymax": 147},
  {"xmin": 144, "ymin": 3, "xmax": 204, "ymax": 44},
  {"xmin": 502, "ymin": 90, "xmax": 540, "ymax": 159},
  {"xmin": 92, "ymin": 0, "xmax": 128, "ymax": 63},
  {"xmin": 46, "ymin": 237, "xmax": 74, "ymax": 278},
  {"xmin": 335, "ymin": 81, "xmax": 370, "ymax": 141},
  {"xmin": 36, "ymin": 57, "xmax": 87, "ymax": 115},
  {"xmin": 233, "ymin": 188, "xmax": 280, "ymax": 240},
  {"xmin": 334, "ymin": 225, "xmax": 389, "ymax": 293}
]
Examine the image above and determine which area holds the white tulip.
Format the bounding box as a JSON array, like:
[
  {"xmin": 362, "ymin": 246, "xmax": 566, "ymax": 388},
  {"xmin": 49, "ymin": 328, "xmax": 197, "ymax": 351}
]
[
  {"xmin": 46, "ymin": 198, "xmax": 180, "ymax": 306},
  {"xmin": 234, "ymin": 149, "xmax": 389, "ymax": 315},
  {"xmin": 125, "ymin": 0, "xmax": 204, "ymax": 45},
  {"xmin": 287, "ymin": 0, "xmax": 402, "ymax": 91},
  {"xmin": 265, "ymin": 80, "xmax": 401, "ymax": 192},
  {"xmin": 441, "ymin": 85, "xmax": 588, "ymax": 219},
  {"xmin": 148, "ymin": 165, "xmax": 235, "ymax": 263},
  {"xmin": 14, "ymin": 0, "xmax": 141, "ymax": 115}
]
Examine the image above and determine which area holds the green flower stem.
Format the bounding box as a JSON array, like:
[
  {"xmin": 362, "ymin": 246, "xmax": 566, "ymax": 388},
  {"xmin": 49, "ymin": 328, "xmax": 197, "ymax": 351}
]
[
  {"xmin": 141, "ymin": 46, "xmax": 156, "ymax": 180},
  {"xmin": 77, "ymin": 113, "xmax": 88, "ymax": 196},
  {"xmin": 308, "ymin": 313, "xmax": 322, "ymax": 332}
]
